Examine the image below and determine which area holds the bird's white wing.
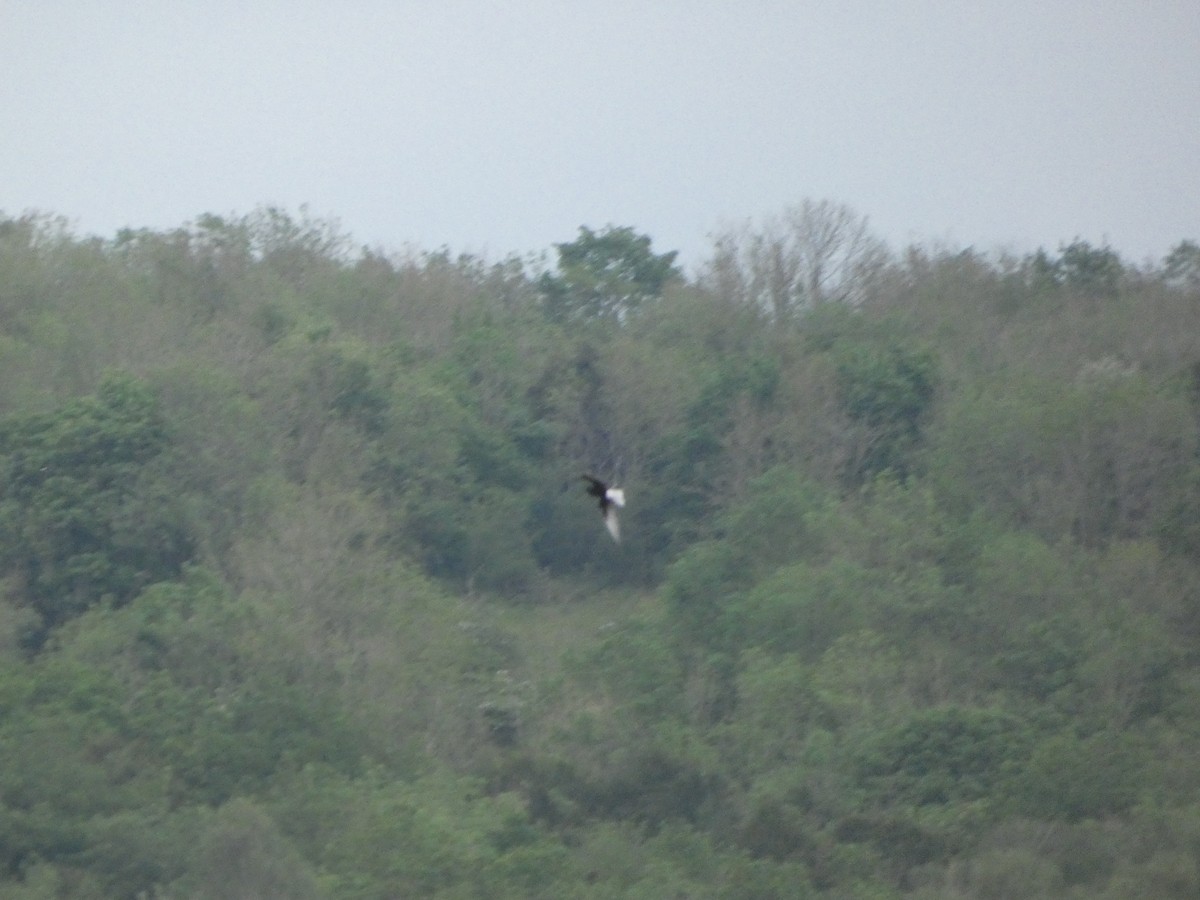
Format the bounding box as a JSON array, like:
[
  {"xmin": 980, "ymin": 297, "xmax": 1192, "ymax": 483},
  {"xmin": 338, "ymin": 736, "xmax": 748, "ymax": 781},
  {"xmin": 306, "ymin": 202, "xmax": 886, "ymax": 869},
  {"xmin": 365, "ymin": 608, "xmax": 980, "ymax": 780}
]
[
  {"xmin": 603, "ymin": 506, "xmax": 621, "ymax": 542},
  {"xmin": 606, "ymin": 487, "xmax": 625, "ymax": 508}
]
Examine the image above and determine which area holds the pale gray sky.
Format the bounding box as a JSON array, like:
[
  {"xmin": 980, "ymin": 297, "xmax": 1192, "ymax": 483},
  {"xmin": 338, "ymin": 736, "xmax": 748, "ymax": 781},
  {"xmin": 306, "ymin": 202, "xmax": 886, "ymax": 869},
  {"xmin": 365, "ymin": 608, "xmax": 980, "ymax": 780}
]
[{"xmin": 2, "ymin": 1, "xmax": 1197, "ymax": 269}]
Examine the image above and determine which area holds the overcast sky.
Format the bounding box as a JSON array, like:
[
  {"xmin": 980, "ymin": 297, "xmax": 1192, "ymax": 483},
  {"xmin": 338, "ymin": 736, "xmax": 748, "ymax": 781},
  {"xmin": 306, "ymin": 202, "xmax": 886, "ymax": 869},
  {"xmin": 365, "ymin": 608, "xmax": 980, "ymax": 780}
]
[{"xmin": 2, "ymin": 2, "xmax": 1197, "ymax": 270}]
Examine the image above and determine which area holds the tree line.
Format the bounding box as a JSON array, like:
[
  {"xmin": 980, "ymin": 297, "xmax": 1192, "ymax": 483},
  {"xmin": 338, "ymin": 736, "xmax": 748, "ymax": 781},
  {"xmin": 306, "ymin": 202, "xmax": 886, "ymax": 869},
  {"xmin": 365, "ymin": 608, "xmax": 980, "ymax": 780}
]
[{"xmin": 1, "ymin": 202, "xmax": 1199, "ymax": 897}]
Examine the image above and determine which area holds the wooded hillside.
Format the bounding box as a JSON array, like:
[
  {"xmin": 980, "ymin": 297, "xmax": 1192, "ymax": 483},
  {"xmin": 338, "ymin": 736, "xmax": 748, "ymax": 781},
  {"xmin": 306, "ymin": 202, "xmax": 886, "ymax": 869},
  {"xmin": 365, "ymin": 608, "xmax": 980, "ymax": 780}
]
[{"xmin": 2, "ymin": 204, "xmax": 1199, "ymax": 898}]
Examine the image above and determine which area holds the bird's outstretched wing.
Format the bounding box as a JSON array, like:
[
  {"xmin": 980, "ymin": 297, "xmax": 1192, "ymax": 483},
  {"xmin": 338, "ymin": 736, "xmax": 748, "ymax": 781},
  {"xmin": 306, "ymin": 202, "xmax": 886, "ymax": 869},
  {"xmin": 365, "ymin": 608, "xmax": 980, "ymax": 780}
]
[
  {"xmin": 581, "ymin": 474, "xmax": 624, "ymax": 542},
  {"xmin": 603, "ymin": 504, "xmax": 620, "ymax": 542},
  {"xmin": 581, "ymin": 474, "xmax": 607, "ymax": 501}
]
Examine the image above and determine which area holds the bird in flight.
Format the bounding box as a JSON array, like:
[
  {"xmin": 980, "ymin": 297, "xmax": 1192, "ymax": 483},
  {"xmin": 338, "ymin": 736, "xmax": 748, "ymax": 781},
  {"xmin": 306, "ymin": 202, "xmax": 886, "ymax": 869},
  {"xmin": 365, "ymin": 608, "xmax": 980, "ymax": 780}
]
[{"xmin": 582, "ymin": 474, "xmax": 625, "ymax": 542}]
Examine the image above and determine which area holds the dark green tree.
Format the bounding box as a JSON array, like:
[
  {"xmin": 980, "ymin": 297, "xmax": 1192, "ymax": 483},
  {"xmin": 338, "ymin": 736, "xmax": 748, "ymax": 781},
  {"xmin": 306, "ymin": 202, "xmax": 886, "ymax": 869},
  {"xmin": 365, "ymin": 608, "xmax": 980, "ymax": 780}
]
[
  {"xmin": 831, "ymin": 336, "xmax": 938, "ymax": 484},
  {"xmin": 1057, "ymin": 239, "xmax": 1124, "ymax": 296},
  {"xmin": 1028, "ymin": 239, "xmax": 1124, "ymax": 297},
  {"xmin": 1164, "ymin": 239, "xmax": 1200, "ymax": 291},
  {"xmin": 540, "ymin": 225, "xmax": 680, "ymax": 322},
  {"xmin": 0, "ymin": 374, "xmax": 193, "ymax": 646},
  {"xmin": 855, "ymin": 706, "xmax": 1031, "ymax": 806}
]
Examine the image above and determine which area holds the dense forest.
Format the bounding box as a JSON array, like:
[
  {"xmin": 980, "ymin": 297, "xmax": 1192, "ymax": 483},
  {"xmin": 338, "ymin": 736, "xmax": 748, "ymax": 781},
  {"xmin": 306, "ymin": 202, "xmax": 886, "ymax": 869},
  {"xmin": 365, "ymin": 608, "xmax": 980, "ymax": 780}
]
[{"xmin": 1, "ymin": 201, "xmax": 1199, "ymax": 898}]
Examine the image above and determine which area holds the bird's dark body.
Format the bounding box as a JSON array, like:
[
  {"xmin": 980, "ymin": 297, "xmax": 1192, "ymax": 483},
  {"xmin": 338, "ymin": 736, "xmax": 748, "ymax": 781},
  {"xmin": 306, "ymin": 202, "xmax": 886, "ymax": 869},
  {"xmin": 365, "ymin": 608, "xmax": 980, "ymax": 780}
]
[{"xmin": 582, "ymin": 474, "xmax": 608, "ymax": 507}]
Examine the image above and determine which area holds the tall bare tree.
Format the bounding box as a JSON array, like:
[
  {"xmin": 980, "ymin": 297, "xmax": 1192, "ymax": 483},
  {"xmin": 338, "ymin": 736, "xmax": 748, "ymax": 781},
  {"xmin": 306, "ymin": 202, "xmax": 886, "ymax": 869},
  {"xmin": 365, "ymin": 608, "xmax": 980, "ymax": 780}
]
[{"xmin": 704, "ymin": 199, "xmax": 889, "ymax": 318}]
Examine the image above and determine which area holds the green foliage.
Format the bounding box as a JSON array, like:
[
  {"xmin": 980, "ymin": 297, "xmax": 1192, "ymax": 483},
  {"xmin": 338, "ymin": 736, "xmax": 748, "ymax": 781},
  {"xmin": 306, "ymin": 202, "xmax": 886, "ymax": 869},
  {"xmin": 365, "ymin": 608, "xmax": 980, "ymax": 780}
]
[
  {"xmin": 1013, "ymin": 729, "xmax": 1146, "ymax": 821},
  {"xmin": 0, "ymin": 374, "xmax": 194, "ymax": 646},
  {"xmin": 540, "ymin": 225, "xmax": 680, "ymax": 323},
  {"xmin": 718, "ymin": 650, "xmax": 815, "ymax": 777},
  {"xmin": 569, "ymin": 618, "xmax": 686, "ymax": 720},
  {"xmin": 1163, "ymin": 238, "xmax": 1200, "ymax": 291},
  {"xmin": 733, "ymin": 560, "xmax": 873, "ymax": 659},
  {"xmin": 664, "ymin": 539, "xmax": 750, "ymax": 648},
  {"xmin": 48, "ymin": 572, "xmax": 367, "ymax": 807},
  {"xmin": 1055, "ymin": 239, "xmax": 1125, "ymax": 296},
  {"xmin": 1024, "ymin": 239, "xmax": 1125, "ymax": 298},
  {"xmin": 1156, "ymin": 462, "xmax": 1200, "ymax": 560},
  {"xmin": 829, "ymin": 331, "xmax": 938, "ymax": 483},
  {"xmin": 930, "ymin": 372, "xmax": 1195, "ymax": 545},
  {"xmin": 270, "ymin": 767, "xmax": 574, "ymax": 900},
  {"xmin": 808, "ymin": 630, "xmax": 906, "ymax": 728},
  {"xmin": 855, "ymin": 707, "xmax": 1031, "ymax": 807},
  {"xmin": 718, "ymin": 467, "xmax": 833, "ymax": 569},
  {"xmin": 462, "ymin": 487, "xmax": 540, "ymax": 592},
  {"xmin": 643, "ymin": 353, "xmax": 785, "ymax": 551},
  {"xmin": 0, "ymin": 208, "xmax": 1198, "ymax": 897},
  {"xmin": 0, "ymin": 652, "xmax": 191, "ymax": 894},
  {"xmin": 183, "ymin": 798, "xmax": 323, "ymax": 900}
]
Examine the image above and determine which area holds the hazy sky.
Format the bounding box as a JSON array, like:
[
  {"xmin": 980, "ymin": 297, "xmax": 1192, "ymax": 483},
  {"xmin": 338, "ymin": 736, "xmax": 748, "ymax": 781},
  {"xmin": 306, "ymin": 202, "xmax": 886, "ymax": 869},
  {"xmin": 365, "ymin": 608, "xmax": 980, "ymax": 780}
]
[{"xmin": 3, "ymin": 2, "xmax": 1197, "ymax": 270}]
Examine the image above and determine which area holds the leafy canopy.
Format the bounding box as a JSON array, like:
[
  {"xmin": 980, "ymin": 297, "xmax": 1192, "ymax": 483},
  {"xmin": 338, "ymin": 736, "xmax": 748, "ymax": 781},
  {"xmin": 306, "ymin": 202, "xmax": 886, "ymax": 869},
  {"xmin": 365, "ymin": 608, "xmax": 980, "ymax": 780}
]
[
  {"xmin": 0, "ymin": 374, "xmax": 193, "ymax": 646},
  {"xmin": 540, "ymin": 224, "xmax": 680, "ymax": 322}
]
